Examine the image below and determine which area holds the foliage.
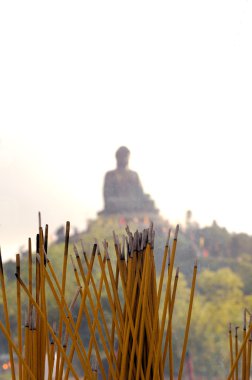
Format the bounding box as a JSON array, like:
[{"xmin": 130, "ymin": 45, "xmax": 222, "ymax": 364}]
[{"xmin": 190, "ymin": 268, "xmax": 245, "ymax": 378}]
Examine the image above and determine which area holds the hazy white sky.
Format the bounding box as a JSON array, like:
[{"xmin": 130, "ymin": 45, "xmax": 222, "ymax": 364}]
[{"xmin": 0, "ymin": 0, "xmax": 252, "ymax": 260}]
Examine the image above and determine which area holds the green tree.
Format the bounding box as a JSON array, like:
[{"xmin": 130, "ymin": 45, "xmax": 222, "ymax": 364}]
[{"xmin": 190, "ymin": 268, "xmax": 245, "ymax": 378}]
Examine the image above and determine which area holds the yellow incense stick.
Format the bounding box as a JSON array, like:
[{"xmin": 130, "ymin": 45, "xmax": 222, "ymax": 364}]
[
  {"xmin": 15, "ymin": 272, "xmax": 82, "ymax": 380},
  {"xmin": 55, "ymin": 221, "xmax": 70, "ymax": 379},
  {"xmin": 0, "ymin": 248, "xmax": 16, "ymax": 380},
  {"xmin": 163, "ymin": 268, "xmax": 179, "ymax": 369},
  {"xmin": 0, "ymin": 318, "xmax": 36, "ymax": 380},
  {"xmin": 16, "ymin": 254, "xmax": 23, "ymax": 380},
  {"xmin": 242, "ymin": 310, "xmax": 247, "ymax": 380},
  {"xmin": 146, "ymin": 226, "xmax": 179, "ymax": 380},
  {"xmin": 229, "ymin": 323, "xmax": 234, "ymax": 380},
  {"xmin": 0, "ymin": 219, "xmax": 199, "ymax": 380},
  {"xmin": 177, "ymin": 262, "xmax": 197, "ymax": 380}
]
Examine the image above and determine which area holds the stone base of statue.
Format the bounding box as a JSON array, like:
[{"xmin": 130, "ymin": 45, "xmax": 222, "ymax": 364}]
[{"xmin": 98, "ymin": 194, "xmax": 159, "ymax": 216}]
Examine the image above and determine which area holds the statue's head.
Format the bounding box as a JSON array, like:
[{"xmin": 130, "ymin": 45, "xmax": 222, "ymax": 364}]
[{"xmin": 116, "ymin": 146, "xmax": 130, "ymax": 169}]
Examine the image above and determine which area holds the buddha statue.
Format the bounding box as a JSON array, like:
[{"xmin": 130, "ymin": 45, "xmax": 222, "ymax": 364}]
[{"xmin": 100, "ymin": 146, "xmax": 158, "ymax": 215}]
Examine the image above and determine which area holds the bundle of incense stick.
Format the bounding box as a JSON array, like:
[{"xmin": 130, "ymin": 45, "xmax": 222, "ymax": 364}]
[
  {"xmin": 0, "ymin": 218, "xmax": 197, "ymax": 380},
  {"xmin": 227, "ymin": 309, "xmax": 252, "ymax": 380}
]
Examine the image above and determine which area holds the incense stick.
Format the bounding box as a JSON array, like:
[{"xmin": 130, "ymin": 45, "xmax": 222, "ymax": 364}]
[{"xmin": 0, "ymin": 219, "xmax": 199, "ymax": 380}]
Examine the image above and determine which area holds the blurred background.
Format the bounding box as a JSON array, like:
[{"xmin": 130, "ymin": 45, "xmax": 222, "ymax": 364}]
[
  {"xmin": 1, "ymin": 0, "xmax": 252, "ymax": 260},
  {"xmin": 1, "ymin": 0, "xmax": 252, "ymax": 378}
]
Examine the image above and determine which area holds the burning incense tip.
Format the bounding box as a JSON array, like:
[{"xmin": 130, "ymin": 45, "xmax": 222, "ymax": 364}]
[
  {"xmin": 166, "ymin": 228, "xmax": 171, "ymax": 246},
  {"xmin": 174, "ymin": 224, "xmax": 179, "ymax": 239}
]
